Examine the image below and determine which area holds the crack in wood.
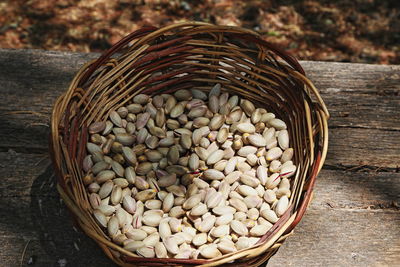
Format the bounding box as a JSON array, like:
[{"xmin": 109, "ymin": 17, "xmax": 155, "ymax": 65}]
[
  {"xmin": 330, "ymin": 125, "xmax": 400, "ymax": 132},
  {"xmin": 0, "ymin": 146, "xmax": 48, "ymax": 154},
  {"xmin": 318, "ymin": 202, "xmax": 400, "ymax": 211},
  {"xmin": 323, "ymin": 164, "xmax": 399, "ymax": 173}
]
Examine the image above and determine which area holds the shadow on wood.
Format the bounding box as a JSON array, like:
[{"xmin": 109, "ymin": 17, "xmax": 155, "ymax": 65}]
[
  {"xmin": 29, "ymin": 164, "xmax": 115, "ymax": 266},
  {"xmin": 0, "ymin": 116, "xmax": 49, "ymax": 153}
]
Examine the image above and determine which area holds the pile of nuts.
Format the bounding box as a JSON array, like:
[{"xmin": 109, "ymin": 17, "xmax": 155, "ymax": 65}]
[{"xmin": 83, "ymin": 84, "xmax": 296, "ymax": 259}]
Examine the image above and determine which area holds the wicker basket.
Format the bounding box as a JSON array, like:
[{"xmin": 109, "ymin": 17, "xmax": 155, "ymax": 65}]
[{"xmin": 50, "ymin": 22, "xmax": 329, "ymax": 266}]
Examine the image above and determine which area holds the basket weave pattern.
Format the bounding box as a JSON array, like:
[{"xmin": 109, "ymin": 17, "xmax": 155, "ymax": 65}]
[{"xmin": 50, "ymin": 22, "xmax": 329, "ymax": 266}]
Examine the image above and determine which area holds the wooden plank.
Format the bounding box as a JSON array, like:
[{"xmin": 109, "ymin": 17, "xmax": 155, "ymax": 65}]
[
  {"xmin": 323, "ymin": 94, "xmax": 400, "ymax": 131},
  {"xmin": 301, "ymin": 61, "xmax": 400, "ymax": 95},
  {"xmin": 326, "ymin": 128, "xmax": 400, "ymax": 169},
  {"xmin": 1, "ymin": 118, "xmax": 398, "ymax": 168},
  {"xmin": 0, "ymin": 150, "xmax": 113, "ymax": 266},
  {"xmin": 0, "ymin": 49, "xmax": 399, "ymax": 168},
  {"xmin": 3, "ymin": 208, "xmax": 398, "ymax": 267},
  {"xmin": 0, "ymin": 49, "xmax": 399, "ymax": 265},
  {"xmin": 0, "ymin": 151, "xmax": 399, "ymax": 266},
  {"xmin": 301, "ymin": 61, "xmax": 400, "ymax": 131},
  {"xmin": 313, "ymin": 170, "xmax": 400, "ymax": 209},
  {"xmin": 0, "ymin": 49, "xmax": 97, "ymax": 153},
  {"xmin": 0, "ymin": 50, "xmax": 398, "ymax": 128},
  {"xmin": 1, "ymin": 151, "xmax": 398, "ymax": 208},
  {"xmin": 0, "ymin": 50, "xmax": 398, "ymax": 131},
  {"xmin": 268, "ymin": 209, "xmax": 400, "ymax": 267},
  {"xmin": 0, "ymin": 49, "xmax": 96, "ymax": 116}
]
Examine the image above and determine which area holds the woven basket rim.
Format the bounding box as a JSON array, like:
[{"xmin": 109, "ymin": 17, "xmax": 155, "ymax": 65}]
[{"xmin": 50, "ymin": 21, "xmax": 329, "ymax": 266}]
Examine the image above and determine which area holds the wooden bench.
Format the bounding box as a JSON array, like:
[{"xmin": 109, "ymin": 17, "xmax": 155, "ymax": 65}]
[{"xmin": 0, "ymin": 49, "xmax": 399, "ymax": 266}]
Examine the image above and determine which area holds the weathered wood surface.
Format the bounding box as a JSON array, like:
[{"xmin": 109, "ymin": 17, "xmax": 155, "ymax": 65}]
[
  {"xmin": 0, "ymin": 49, "xmax": 399, "ymax": 266},
  {"xmin": 1, "ymin": 50, "xmax": 399, "ymax": 167}
]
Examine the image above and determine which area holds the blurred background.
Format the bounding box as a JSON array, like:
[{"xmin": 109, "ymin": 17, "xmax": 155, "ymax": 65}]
[{"xmin": 0, "ymin": 0, "xmax": 399, "ymax": 64}]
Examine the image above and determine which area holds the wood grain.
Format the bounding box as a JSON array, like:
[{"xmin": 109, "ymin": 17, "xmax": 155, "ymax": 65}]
[
  {"xmin": 1, "ymin": 151, "xmax": 398, "ymax": 208},
  {"xmin": 0, "ymin": 151, "xmax": 398, "ymax": 266},
  {"xmin": 268, "ymin": 209, "xmax": 400, "ymax": 267},
  {"xmin": 302, "ymin": 60, "xmax": 400, "ymax": 131},
  {"xmin": 0, "ymin": 49, "xmax": 399, "ymax": 167},
  {"xmin": 326, "ymin": 128, "xmax": 400, "ymax": 169},
  {"xmin": 0, "ymin": 49, "xmax": 399, "ymax": 266},
  {"xmin": 301, "ymin": 61, "xmax": 400, "ymax": 95}
]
